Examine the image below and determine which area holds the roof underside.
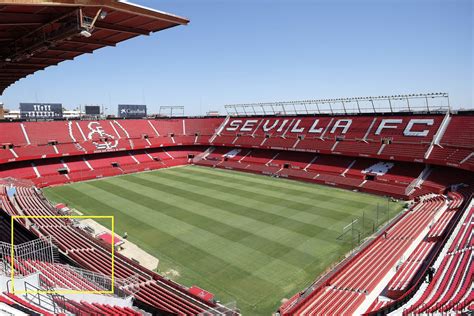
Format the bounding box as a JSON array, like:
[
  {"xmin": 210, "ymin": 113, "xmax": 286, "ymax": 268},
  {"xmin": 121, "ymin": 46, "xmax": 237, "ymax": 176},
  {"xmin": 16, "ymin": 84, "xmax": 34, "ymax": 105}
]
[{"xmin": 0, "ymin": 0, "xmax": 189, "ymax": 94}]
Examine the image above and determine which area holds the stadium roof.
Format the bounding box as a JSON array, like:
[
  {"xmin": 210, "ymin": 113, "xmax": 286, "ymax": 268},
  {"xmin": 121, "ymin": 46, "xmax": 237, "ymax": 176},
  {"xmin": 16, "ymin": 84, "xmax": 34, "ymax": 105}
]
[{"xmin": 0, "ymin": 0, "xmax": 189, "ymax": 94}]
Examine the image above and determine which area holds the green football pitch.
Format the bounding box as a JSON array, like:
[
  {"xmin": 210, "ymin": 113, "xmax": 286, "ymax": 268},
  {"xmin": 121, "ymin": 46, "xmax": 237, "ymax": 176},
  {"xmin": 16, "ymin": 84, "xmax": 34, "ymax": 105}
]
[{"xmin": 43, "ymin": 165, "xmax": 403, "ymax": 315}]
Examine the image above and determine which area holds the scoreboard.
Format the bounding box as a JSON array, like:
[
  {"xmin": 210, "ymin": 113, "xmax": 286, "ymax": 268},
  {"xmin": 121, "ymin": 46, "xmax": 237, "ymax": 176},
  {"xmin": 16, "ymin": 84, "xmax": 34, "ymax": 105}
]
[
  {"xmin": 85, "ymin": 105, "xmax": 101, "ymax": 115},
  {"xmin": 20, "ymin": 103, "xmax": 63, "ymax": 119}
]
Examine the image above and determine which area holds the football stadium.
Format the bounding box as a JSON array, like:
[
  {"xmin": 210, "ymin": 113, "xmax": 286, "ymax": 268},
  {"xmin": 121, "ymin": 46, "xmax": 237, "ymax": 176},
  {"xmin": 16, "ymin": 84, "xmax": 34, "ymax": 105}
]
[{"xmin": 0, "ymin": 0, "xmax": 472, "ymax": 315}]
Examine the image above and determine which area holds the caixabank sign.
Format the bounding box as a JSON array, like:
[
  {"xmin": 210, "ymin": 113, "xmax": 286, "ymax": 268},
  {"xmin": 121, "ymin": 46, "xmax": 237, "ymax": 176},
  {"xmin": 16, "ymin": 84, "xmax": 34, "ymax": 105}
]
[
  {"xmin": 117, "ymin": 104, "xmax": 147, "ymax": 118},
  {"xmin": 20, "ymin": 103, "xmax": 63, "ymax": 119}
]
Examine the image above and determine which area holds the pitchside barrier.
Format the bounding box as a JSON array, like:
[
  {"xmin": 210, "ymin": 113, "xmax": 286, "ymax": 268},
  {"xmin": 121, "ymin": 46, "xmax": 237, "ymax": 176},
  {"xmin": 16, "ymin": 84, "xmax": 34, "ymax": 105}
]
[{"xmin": 199, "ymin": 301, "xmax": 238, "ymax": 316}]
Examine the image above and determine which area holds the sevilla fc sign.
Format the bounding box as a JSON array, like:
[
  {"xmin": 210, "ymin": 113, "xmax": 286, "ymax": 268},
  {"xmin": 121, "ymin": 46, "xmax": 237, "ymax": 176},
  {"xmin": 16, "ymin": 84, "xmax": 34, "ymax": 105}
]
[{"xmin": 224, "ymin": 117, "xmax": 437, "ymax": 138}]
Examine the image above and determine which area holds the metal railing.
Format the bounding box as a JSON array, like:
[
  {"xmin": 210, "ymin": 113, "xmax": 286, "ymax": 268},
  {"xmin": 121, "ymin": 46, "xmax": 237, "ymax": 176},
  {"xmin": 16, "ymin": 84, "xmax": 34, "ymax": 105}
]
[
  {"xmin": 24, "ymin": 281, "xmax": 66, "ymax": 314},
  {"xmin": 0, "ymin": 237, "xmax": 55, "ymax": 275},
  {"xmin": 225, "ymin": 93, "xmax": 449, "ymax": 116}
]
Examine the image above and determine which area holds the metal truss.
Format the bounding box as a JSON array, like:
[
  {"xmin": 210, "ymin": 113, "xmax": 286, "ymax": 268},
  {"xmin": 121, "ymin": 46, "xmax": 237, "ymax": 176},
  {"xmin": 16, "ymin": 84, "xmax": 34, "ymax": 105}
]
[
  {"xmin": 159, "ymin": 105, "xmax": 185, "ymax": 117},
  {"xmin": 225, "ymin": 93, "xmax": 450, "ymax": 116}
]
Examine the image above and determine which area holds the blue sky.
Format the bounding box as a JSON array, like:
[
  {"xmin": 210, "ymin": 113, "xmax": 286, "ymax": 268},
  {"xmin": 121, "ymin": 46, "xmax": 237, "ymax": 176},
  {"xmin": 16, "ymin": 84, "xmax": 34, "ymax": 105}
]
[{"xmin": 1, "ymin": 0, "xmax": 472, "ymax": 115}]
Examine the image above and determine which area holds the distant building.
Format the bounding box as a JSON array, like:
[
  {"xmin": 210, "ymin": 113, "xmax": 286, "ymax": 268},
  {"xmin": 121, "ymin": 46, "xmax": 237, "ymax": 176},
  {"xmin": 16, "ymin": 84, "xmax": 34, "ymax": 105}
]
[
  {"xmin": 63, "ymin": 109, "xmax": 85, "ymax": 119},
  {"xmin": 4, "ymin": 109, "xmax": 20, "ymax": 120},
  {"xmin": 206, "ymin": 111, "xmax": 220, "ymax": 116}
]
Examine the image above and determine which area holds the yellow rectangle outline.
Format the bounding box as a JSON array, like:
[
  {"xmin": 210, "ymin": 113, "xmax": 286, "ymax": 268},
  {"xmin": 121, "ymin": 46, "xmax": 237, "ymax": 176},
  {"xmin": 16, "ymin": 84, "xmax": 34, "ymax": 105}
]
[{"xmin": 11, "ymin": 215, "xmax": 115, "ymax": 295}]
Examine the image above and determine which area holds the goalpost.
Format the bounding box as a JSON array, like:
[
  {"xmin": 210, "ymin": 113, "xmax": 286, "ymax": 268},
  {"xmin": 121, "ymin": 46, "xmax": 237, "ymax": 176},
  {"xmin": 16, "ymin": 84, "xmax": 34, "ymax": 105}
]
[
  {"xmin": 337, "ymin": 197, "xmax": 393, "ymax": 247},
  {"xmin": 337, "ymin": 218, "xmax": 359, "ymax": 242}
]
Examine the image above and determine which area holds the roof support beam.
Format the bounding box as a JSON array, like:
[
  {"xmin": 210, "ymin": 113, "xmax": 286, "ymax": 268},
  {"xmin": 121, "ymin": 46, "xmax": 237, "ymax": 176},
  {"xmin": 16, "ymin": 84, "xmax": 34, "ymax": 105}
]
[
  {"xmin": 1, "ymin": 62, "xmax": 51, "ymax": 68},
  {"xmin": 0, "ymin": 78, "xmax": 21, "ymax": 82},
  {"xmin": 0, "ymin": 22, "xmax": 43, "ymax": 27},
  {"xmin": 0, "ymin": 69, "xmax": 31, "ymax": 74},
  {"xmin": 0, "ymin": 12, "xmax": 50, "ymax": 25},
  {"xmin": 65, "ymin": 38, "xmax": 116, "ymax": 47},
  {"xmin": 28, "ymin": 56, "xmax": 74, "ymax": 62},
  {"xmin": 0, "ymin": 72, "xmax": 22, "ymax": 76},
  {"xmin": 0, "ymin": 80, "xmax": 16, "ymax": 82},
  {"xmin": 48, "ymin": 47, "xmax": 93, "ymax": 54},
  {"xmin": 0, "ymin": 33, "xmax": 15, "ymax": 40},
  {"xmin": 2, "ymin": 66, "xmax": 45, "ymax": 71},
  {"xmin": 94, "ymin": 21, "xmax": 150, "ymax": 35},
  {"xmin": 2, "ymin": 9, "xmax": 81, "ymax": 63}
]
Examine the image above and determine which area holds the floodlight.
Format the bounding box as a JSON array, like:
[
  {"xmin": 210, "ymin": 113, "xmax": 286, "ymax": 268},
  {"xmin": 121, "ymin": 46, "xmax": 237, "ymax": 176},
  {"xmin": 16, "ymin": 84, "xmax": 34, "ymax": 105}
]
[
  {"xmin": 100, "ymin": 11, "xmax": 108, "ymax": 20},
  {"xmin": 80, "ymin": 30, "xmax": 92, "ymax": 38}
]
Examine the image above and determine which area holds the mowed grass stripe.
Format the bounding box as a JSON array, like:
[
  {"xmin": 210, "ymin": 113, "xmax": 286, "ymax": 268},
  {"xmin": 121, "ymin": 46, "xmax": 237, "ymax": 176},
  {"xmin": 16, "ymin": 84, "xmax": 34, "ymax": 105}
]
[
  {"xmin": 132, "ymin": 171, "xmax": 345, "ymax": 257},
  {"xmin": 139, "ymin": 170, "xmax": 342, "ymax": 231},
  {"xmin": 173, "ymin": 166, "xmax": 386, "ymax": 229},
  {"xmin": 190, "ymin": 165, "xmax": 376, "ymax": 203},
  {"xmin": 124, "ymin": 171, "xmax": 335, "ymax": 238},
  {"xmin": 177, "ymin": 166, "xmax": 378, "ymax": 210},
  {"xmin": 43, "ymin": 185, "xmax": 277, "ymax": 304},
  {"xmin": 131, "ymin": 172, "xmax": 340, "ymax": 253},
  {"xmin": 169, "ymin": 166, "xmax": 361, "ymax": 210},
  {"xmin": 161, "ymin": 167, "xmax": 370, "ymax": 222},
  {"xmin": 119, "ymin": 174, "xmax": 331, "ymax": 261},
  {"xmin": 86, "ymin": 180, "xmax": 309, "ymax": 286},
  {"xmin": 119, "ymin": 174, "xmax": 321, "ymax": 266}
]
